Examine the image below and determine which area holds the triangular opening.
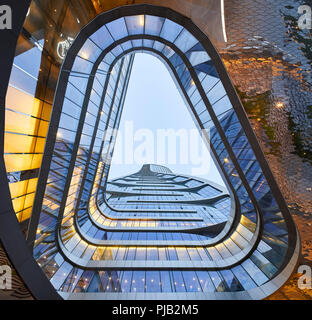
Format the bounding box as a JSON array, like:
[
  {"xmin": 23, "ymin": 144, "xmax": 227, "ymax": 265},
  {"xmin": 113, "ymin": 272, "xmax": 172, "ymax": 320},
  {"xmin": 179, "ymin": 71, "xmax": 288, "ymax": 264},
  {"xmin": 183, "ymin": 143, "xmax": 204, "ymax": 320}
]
[{"xmin": 108, "ymin": 53, "xmax": 225, "ymax": 187}]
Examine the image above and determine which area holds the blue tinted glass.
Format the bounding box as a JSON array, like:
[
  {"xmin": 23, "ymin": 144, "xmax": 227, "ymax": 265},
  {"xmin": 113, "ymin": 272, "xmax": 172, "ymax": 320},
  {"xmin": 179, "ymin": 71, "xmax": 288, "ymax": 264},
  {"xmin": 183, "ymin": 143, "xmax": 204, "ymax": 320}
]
[
  {"xmin": 121, "ymin": 40, "xmax": 133, "ymax": 52},
  {"xmin": 9, "ymin": 65, "xmax": 37, "ymax": 95},
  {"xmin": 153, "ymin": 40, "xmax": 165, "ymax": 52},
  {"xmin": 62, "ymin": 98, "xmax": 82, "ymax": 119},
  {"xmin": 98, "ymin": 61, "xmax": 109, "ymax": 72},
  {"xmin": 207, "ymin": 81, "xmax": 226, "ymax": 104},
  {"xmin": 146, "ymin": 271, "xmax": 161, "ymax": 292},
  {"xmin": 59, "ymin": 113, "xmax": 79, "ymax": 131},
  {"xmin": 160, "ymin": 272, "xmax": 172, "ymax": 292},
  {"xmin": 201, "ymin": 76, "xmax": 220, "ymax": 94},
  {"xmin": 212, "ymin": 95, "xmax": 232, "ymax": 117},
  {"xmin": 72, "ymin": 56, "xmax": 93, "ymax": 74},
  {"xmin": 121, "ymin": 271, "xmax": 132, "ymax": 292},
  {"xmin": 209, "ymin": 271, "xmax": 227, "ymax": 292},
  {"xmin": 172, "ymin": 271, "xmax": 186, "ymax": 292},
  {"xmin": 131, "ymin": 271, "xmax": 145, "ymax": 292},
  {"xmin": 90, "ymin": 25, "xmax": 114, "ymax": 50},
  {"xmin": 241, "ymin": 259, "xmax": 269, "ymax": 286},
  {"xmin": 78, "ymin": 38, "xmax": 102, "ymax": 62},
  {"xmin": 132, "ymin": 39, "xmax": 143, "ymax": 48},
  {"xmin": 196, "ymin": 271, "xmax": 214, "ymax": 292},
  {"xmin": 106, "ymin": 18, "xmax": 128, "ymax": 40},
  {"xmin": 160, "ymin": 19, "xmax": 183, "ymax": 42},
  {"xmin": 57, "ymin": 128, "xmax": 76, "ymax": 143},
  {"xmin": 143, "ymin": 39, "xmax": 154, "ymax": 48},
  {"xmin": 231, "ymin": 265, "xmax": 257, "ymax": 290},
  {"xmin": 125, "ymin": 15, "xmax": 144, "ymax": 35},
  {"xmin": 68, "ymin": 76, "xmax": 89, "ymax": 94},
  {"xmin": 111, "ymin": 45, "xmax": 123, "ymax": 58},
  {"xmin": 188, "ymin": 50, "xmax": 211, "ymax": 67},
  {"xmin": 103, "ymin": 52, "xmax": 115, "ymax": 65},
  {"xmin": 145, "ymin": 15, "xmax": 165, "ymax": 36},
  {"xmin": 174, "ymin": 29, "xmax": 198, "ymax": 53},
  {"xmin": 65, "ymin": 83, "xmax": 85, "ymax": 106},
  {"xmin": 220, "ymin": 270, "xmax": 243, "ymax": 291},
  {"xmin": 162, "ymin": 45, "xmax": 175, "ymax": 58}
]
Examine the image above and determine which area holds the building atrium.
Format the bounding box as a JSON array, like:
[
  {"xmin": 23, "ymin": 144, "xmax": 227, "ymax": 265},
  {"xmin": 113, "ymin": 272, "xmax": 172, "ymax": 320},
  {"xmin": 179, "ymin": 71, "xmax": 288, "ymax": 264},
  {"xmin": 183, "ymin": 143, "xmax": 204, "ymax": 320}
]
[{"xmin": 0, "ymin": 0, "xmax": 311, "ymax": 301}]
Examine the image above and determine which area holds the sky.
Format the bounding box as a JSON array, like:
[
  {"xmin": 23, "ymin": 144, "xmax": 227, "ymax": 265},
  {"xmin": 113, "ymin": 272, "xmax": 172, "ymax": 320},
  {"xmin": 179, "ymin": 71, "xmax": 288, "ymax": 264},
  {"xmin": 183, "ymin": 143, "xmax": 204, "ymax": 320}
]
[{"xmin": 108, "ymin": 53, "xmax": 224, "ymax": 186}]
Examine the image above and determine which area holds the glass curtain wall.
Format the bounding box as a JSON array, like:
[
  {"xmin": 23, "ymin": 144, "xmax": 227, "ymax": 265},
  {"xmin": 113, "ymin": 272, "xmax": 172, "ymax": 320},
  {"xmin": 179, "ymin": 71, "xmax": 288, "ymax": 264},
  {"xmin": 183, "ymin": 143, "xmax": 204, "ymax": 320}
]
[
  {"xmin": 4, "ymin": 0, "xmax": 101, "ymax": 223},
  {"xmin": 26, "ymin": 7, "xmax": 299, "ymax": 299}
]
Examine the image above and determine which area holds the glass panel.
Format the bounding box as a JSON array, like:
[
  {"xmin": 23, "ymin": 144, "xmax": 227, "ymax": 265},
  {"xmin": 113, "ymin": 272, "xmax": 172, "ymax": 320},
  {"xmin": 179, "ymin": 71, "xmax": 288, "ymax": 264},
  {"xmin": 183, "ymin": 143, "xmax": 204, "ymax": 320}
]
[
  {"xmin": 145, "ymin": 15, "xmax": 165, "ymax": 36},
  {"xmin": 90, "ymin": 25, "xmax": 114, "ymax": 50},
  {"xmin": 125, "ymin": 15, "xmax": 144, "ymax": 35},
  {"xmin": 106, "ymin": 18, "xmax": 128, "ymax": 40},
  {"xmin": 174, "ymin": 29, "xmax": 198, "ymax": 53},
  {"xmin": 160, "ymin": 19, "xmax": 183, "ymax": 42}
]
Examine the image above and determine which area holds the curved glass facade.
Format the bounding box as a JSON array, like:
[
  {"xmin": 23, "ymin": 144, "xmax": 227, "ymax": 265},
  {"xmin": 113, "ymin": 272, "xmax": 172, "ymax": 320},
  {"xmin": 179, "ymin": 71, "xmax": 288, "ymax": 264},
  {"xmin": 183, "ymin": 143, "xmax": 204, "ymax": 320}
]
[{"xmin": 21, "ymin": 6, "xmax": 300, "ymax": 300}]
